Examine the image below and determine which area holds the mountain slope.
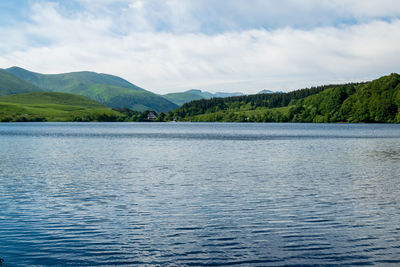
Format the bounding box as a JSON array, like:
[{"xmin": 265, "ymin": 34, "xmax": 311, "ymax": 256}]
[
  {"xmin": 187, "ymin": 89, "xmax": 244, "ymax": 99},
  {"xmin": 186, "ymin": 89, "xmax": 214, "ymax": 99},
  {"xmin": 0, "ymin": 69, "xmax": 41, "ymax": 96},
  {"xmin": 163, "ymin": 91, "xmax": 204, "ymax": 106},
  {"xmin": 167, "ymin": 74, "xmax": 399, "ymax": 123},
  {"xmin": 0, "ymin": 92, "xmax": 120, "ymax": 122},
  {"xmin": 213, "ymin": 92, "xmax": 244, "ymax": 98},
  {"xmin": 258, "ymin": 89, "xmax": 283, "ymax": 94},
  {"xmin": 6, "ymin": 66, "xmax": 144, "ymax": 91},
  {"xmin": 5, "ymin": 67, "xmax": 178, "ymax": 112}
]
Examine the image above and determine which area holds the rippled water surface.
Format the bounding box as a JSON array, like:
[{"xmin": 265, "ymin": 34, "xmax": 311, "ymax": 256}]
[{"xmin": 0, "ymin": 122, "xmax": 399, "ymax": 266}]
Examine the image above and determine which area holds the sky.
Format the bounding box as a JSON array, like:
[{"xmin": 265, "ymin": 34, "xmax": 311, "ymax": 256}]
[{"xmin": 0, "ymin": 0, "xmax": 400, "ymax": 94}]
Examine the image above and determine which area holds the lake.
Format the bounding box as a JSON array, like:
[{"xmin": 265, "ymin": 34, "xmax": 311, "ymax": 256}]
[{"xmin": 0, "ymin": 122, "xmax": 399, "ymax": 266}]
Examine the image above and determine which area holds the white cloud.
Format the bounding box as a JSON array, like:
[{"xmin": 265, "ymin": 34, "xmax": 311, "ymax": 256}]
[
  {"xmin": 71, "ymin": 0, "xmax": 400, "ymax": 33},
  {"xmin": 328, "ymin": 0, "xmax": 400, "ymax": 18},
  {"xmin": 1, "ymin": 1, "xmax": 400, "ymax": 94}
]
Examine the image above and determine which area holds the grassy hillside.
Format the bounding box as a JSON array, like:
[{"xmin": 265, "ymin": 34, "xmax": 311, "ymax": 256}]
[
  {"xmin": 62, "ymin": 83, "xmax": 178, "ymax": 112},
  {"xmin": 0, "ymin": 92, "xmax": 121, "ymax": 122},
  {"xmin": 0, "ymin": 69, "xmax": 41, "ymax": 96},
  {"xmin": 6, "ymin": 66, "xmax": 144, "ymax": 91},
  {"xmin": 5, "ymin": 67, "xmax": 178, "ymax": 112},
  {"xmin": 166, "ymin": 74, "xmax": 400, "ymax": 123}
]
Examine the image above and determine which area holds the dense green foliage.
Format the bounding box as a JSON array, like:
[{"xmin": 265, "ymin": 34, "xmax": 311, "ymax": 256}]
[
  {"xmin": 5, "ymin": 67, "xmax": 178, "ymax": 112},
  {"xmin": 0, "ymin": 92, "xmax": 121, "ymax": 122},
  {"xmin": 168, "ymin": 83, "xmax": 350, "ymax": 119},
  {"xmin": 113, "ymin": 108, "xmax": 166, "ymax": 122},
  {"xmin": 0, "ymin": 69, "xmax": 41, "ymax": 96},
  {"xmin": 167, "ymin": 74, "xmax": 400, "ymax": 123}
]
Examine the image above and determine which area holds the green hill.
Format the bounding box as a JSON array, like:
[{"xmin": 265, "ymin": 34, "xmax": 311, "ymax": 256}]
[
  {"xmin": 6, "ymin": 66, "xmax": 145, "ymax": 91},
  {"xmin": 0, "ymin": 92, "xmax": 121, "ymax": 122},
  {"xmin": 186, "ymin": 89, "xmax": 215, "ymax": 99},
  {"xmin": 5, "ymin": 67, "xmax": 178, "ymax": 112},
  {"xmin": 0, "ymin": 69, "xmax": 41, "ymax": 96},
  {"xmin": 163, "ymin": 91, "xmax": 204, "ymax": 106},
  {"xmin": 166, "ymin": 74, "xmax": 400, "ymax": 123}
]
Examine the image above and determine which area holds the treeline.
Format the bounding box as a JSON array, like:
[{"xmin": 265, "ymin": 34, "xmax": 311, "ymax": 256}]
[
  {"xmin": 167, "ymin": 73, "xmax": 400, "ymax": 123},
  {"xmin": 71, "ymin": 109, "xmax": 166, "ymax": 122},
  {"xmin": 168, "ymin": 83, "xmax": 361, "ymax": 119},
  {"xmin": 0, "ymin": 114, "xmax": 46, "ymax": 122},
  {"xmin": 0, "ymin": 109, "xmax": 165, "ymax": 122}
]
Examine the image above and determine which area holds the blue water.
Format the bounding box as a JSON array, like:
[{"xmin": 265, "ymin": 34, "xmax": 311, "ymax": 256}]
[{"xmin": 0, "ymin": 123, "xmax": 399, "ymax": 266}]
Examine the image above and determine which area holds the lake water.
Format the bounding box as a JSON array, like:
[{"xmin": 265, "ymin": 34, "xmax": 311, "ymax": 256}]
[{"xmin": 0, "ymin": 122, "xmax": 399, "ymax": 266}]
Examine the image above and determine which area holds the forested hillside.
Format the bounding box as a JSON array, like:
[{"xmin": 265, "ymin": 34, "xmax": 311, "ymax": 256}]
[{"xmin": 166, "ymin": 74, "xmax": 400, "ymax": 123}]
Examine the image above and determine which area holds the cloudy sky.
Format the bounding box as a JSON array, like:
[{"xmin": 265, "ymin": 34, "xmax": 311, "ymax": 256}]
[{"xmin": 0, "ymin": 0, "xmax": 400, "ymax": 94}]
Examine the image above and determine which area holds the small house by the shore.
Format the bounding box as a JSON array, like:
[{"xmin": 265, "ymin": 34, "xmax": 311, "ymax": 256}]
[{"xmin": 147, "ymin": 111, "xmax": 157, "ymax": 120}]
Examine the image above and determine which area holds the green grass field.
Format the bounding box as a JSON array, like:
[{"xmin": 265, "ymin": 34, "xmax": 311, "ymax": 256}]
[{"xmin": 0, "ymin": 92, "xmax": 121, "ymax": 122}]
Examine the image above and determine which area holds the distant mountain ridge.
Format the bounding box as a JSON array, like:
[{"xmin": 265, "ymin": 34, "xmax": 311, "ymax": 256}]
[
  {"xmin": 258, "ymin": 89, "xmax": 283, "ymax": 94},
  {"xmin": 163, "ymin": 91, "xmax": 204, "ymax": 106},
  {"xmin": 6, "ymin": 66, "xmax": 144, "ymax": 91},
  {"xmin": 213, "ymin": 92, "xmax": 244, "ymax": 98},
  {"xmin": 163, "ymin": 89, "xmax": 244, "ymax": 106},
  {"xmin": 5, "ymin": 67, "xmax": 178, "ymax": 112},
  {"xmin": 186, "ymin": 89, "xmax": 244, "ymax": 99}
]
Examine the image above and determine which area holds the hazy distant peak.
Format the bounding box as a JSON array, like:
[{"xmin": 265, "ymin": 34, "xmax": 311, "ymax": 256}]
[
  {"xmin": 214, "ymin": 92, "xmax": 244, "ymax": 98},
  {"xmin": 258, "ymin": 89, "xmax": 283, "ymax": 94},
  {"xmin": 184, "ymin": 89, "xmax": 244, "ymax": 98}
]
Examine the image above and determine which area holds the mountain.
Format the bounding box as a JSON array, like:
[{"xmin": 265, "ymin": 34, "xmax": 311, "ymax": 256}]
[
  {"xmin": 163, "ymin": 91, "xmax": 204, "ymax": 106},
  {"xmin": 166, "ymin": 74, "xmax": 400, "ymax": 123},
  {"xmin": 0, "ymin": 69, "xmax": 41, "ymax": 96},
  {"xmin": 213, "ymin": 92, "xmax": 244, "ymax": 98},
  {"xmin": 163, "ymin": 89, "xmax": 244, "ymax": 106},
  {"xmin": 5, "ymin": 66, "xmax": 144, "ymax": 91},
  {"xmin": 5, "ymin": 67, "xmax": 178, "ymax": 112},
  {"xmin": 258, "ymin": 89, "xmax": 283, "ymax": 94},
  {"xmin": 186, "ymin": 89, "xmax": 244, "ymax": 99},
  {"xmin": 0, "ymin": 92, "xmax": 120, "ymax": 122},
  {"xmin": 185, "ymin": 89, "xmax": 214, "ymax": 99}
]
